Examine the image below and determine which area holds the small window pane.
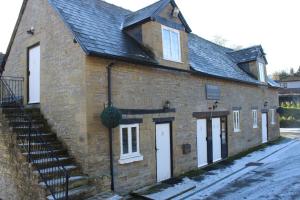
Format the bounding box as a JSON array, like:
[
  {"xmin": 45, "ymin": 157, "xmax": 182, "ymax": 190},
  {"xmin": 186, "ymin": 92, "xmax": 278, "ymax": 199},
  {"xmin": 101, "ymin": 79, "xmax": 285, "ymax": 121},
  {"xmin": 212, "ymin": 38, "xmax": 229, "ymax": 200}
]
[
  {"xmin": 132, "ymin": 127, "xmax": 137, "ymax": 153},
  {"xmin": 122, "ymin": 128, "xmax": 129, "ymax": 154},
  {"xmin": 162, "ymin": 29, "xmax": 171, "ymax": 59},
  {"xmin": 171, "ymin": 31, "xmax": 180, "ymax": 61}
]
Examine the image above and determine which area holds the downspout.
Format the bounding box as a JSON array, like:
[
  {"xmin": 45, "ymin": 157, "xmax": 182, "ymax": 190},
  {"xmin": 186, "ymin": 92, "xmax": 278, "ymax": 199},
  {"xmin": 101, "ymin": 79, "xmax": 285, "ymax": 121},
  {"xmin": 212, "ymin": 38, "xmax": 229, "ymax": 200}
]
[{"xmin": 107, "ymin": 62, "xmax": 115, "ymax": 191}]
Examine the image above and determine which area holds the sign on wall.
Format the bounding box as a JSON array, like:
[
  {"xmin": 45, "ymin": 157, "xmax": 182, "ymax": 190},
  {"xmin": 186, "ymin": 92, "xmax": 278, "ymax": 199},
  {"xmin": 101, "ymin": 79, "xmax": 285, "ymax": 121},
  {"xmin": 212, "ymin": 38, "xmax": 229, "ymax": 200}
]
[{"xmin": 206, "ymin": 84, "xmax": 221, "ymax": 100}]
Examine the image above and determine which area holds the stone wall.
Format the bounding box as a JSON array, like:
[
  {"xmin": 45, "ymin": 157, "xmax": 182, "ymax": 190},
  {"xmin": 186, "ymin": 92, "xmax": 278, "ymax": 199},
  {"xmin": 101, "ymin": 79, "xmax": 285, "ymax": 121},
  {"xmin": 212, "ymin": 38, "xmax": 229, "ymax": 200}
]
[
  {"xmin": 85, "ymin": 57, "xmax": 280, "ymax": 194},
  {"xmin": 0, "ymin": 111, "xmax": 46, "ymax": 200},
  {"xmin": 3, "ymin": 0, "xmax": 88, "ymax": 168}
]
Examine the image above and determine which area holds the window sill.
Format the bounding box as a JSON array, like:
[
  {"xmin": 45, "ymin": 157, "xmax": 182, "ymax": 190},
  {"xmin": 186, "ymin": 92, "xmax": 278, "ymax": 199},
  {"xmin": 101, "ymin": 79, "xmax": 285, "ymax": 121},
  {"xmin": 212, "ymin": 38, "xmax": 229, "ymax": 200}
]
[
  {"xmin": 234, "ymin": 129, "xmax": 241, "ymax": 133},
  {"xmin": 119, "ymin": 154, "xmax": 143, "ymax": 164},
  {"xmin": 253, "ymin": 126, "xmax": 258, "ymax": 129},
  {"xmin": 162, "ymin": 57, "xmax": 183, "ymax": 63}
]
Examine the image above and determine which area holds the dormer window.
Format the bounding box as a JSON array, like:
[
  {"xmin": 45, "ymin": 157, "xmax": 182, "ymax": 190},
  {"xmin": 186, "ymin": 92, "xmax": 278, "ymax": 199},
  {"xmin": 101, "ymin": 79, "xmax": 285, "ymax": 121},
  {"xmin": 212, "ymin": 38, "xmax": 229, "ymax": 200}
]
[
  {"xmin": 258, "ymin": 62, "xmax": 266, "ymax": 82},
  {"xmin": 162, "ymin": 26, "xmax": 181, "ymax": 62}
]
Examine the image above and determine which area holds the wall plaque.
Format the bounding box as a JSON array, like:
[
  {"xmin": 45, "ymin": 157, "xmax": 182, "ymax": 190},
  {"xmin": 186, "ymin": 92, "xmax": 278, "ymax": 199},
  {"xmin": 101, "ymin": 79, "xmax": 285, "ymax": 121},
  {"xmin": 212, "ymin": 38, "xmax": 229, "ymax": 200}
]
[{"xmin": 206, "ymin": 84, "xmax": 221, "ymax": 100}]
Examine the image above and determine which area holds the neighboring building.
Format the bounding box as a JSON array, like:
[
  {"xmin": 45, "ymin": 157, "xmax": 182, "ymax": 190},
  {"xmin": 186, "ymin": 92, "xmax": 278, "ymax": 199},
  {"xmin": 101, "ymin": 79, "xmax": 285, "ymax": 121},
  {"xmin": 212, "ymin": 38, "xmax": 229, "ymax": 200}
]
[
  {"xmin": 1, "ymin": 0, "xmax": 280, "ymax": 197},
  {"xmin": 277, "ymin": 76, "xmax": 300, "ymax": 104}
]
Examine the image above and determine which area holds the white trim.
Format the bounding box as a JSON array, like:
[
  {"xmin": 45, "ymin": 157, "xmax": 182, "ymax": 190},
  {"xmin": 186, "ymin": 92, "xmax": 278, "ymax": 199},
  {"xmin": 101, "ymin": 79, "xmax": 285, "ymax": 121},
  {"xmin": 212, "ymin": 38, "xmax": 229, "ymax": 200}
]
[
  {"xmin": 270, "ymin": 109, "xmax": 276, "ymax": 125},
  {"xmin": 233, "ymin": 110, "xmax": 240, "ymax": 132},
  {"xmin": 119, "ymin": 154, "xmax": 144, "ymax": 164},
  {"xmin": 258, "ymin": 62, "xmax": 266, "ymax": 82},
  {"xmin": 119, "ymin": 124, "xmax": 143, "ymax": 164},
  {"xmin": 161, "ymin": 25, "xmax": 181, "ymax": 62},
  {"xmin": 252, "ymin": 110, "xmax": 258, "ymax": 128}
]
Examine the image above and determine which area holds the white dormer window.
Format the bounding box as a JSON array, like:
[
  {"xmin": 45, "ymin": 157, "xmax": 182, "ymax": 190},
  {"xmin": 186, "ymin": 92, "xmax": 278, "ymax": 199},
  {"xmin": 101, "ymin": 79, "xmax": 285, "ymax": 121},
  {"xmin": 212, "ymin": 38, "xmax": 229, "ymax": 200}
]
[
  {"xmin": 258, "ymin": 62, "xmax": 266, "ymax": 82},
  {"xmin": 162, "ymin": 26, "xmax": 181, "ymax": 62}
]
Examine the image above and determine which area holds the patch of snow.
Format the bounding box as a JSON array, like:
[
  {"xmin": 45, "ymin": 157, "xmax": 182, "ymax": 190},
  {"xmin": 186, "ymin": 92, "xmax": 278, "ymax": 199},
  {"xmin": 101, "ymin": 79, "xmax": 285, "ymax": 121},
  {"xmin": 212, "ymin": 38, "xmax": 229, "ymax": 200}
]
[
  {"xmin": 146, "ymin": 178, "xmax": 196, "ymax": 200},
  {"xmin": 146, "ymin": 139, "xmax": 298, "ymax": 200}
]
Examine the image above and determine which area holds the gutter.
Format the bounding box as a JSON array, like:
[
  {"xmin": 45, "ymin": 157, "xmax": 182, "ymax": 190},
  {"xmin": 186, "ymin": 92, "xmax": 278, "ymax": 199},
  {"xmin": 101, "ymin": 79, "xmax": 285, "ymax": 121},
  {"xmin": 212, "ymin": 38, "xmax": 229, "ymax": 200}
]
[{"xmin": 107, "ymin": 62, "xmax": 115, "ymax": 191}]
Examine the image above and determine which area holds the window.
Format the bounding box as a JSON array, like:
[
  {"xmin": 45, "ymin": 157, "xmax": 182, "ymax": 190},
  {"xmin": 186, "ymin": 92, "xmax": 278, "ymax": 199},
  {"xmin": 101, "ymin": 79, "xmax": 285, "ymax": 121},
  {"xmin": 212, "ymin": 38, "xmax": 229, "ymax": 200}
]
[
  {"xmin": 270, "ymin": 109, "xmax": 276, "ymax": 125},
  {"xmin": 233, "ymin": 111, "xmax": 240, "ymax": 132},
  {"xmin": 119, "ymin": 124, "xmax": 143, "ymax": 164},
  {"xmin": 162, "ymin": 26, "xmax": 181, "ymax": 62},
  {"xmin": 252, "ymin": 110, "xmax": 258, "ymax": 128},
  {"xmin": 258, "ymin": 63, "xmax": 266, "ymax": 82}
]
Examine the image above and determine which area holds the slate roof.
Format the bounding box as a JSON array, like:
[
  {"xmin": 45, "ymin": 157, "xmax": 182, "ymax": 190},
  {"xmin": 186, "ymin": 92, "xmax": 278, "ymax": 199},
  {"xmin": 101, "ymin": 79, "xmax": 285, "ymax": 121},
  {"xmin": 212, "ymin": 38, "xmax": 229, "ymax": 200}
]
[
  {"xmin": 227, "ymin": 45, "xmax": 267, "ymax": 64},
  {"xmin": 188, "ymin": 34, "xmax": 261, "ymax": 84},
  {"xmin": 123, "ymin": 0, "xmax": 168, "ymax": 29},
  {"xmin": 45, "ymin": 0, "xmax": 276, "ymax": 86},
  {"xmin": 267, "ymin": 78, "xmax": 280, "ymax": 88},
  {"xmin": 49, "ymin": 0, "xmax": 156, "ymax": 64}
]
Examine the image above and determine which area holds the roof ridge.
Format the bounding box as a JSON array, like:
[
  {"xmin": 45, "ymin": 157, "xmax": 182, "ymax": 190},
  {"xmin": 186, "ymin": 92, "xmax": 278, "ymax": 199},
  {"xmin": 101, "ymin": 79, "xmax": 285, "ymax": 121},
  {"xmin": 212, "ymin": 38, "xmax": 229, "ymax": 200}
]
[
  {"xmin": 100, "ymin": 0, "xmax": 133, "ymax": 13},
  {"xmin": 228, "ymin": 45, "xmax": 262, "ymax": 53},
  {"xmin": 190, "ymin": 33, "xmax": 233, "ymax": 51},
  {"xmin": 124, "ymin": 0, "xmax": 167, "ymax": 17}
]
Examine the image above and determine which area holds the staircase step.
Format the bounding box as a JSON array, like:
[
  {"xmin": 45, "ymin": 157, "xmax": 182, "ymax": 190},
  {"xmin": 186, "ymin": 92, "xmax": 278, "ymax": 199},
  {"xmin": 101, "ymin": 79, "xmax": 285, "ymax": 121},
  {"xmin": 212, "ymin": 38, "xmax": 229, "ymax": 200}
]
[
  {"xmin": 18, "ymin": 141, "xmax": 62, "ymax": 151},
  {"xmin": 17, "ymin": 133, "xmax": 56, "ymax": 142},
  {"xmin": 22, "ymin": 149, "xmax": 68, "ymax": 159},
  {"xmin": 13, "ymin": 125, "xmax": 51, "ymax": 133},
  {"xmin": 9, "ymin": 120, "xmax": 45, "ymax": 127},
  {"xmin": 32, "ymin": 157, "xmax": 73, "ymax": 169},
  {"xmin": 40, "ymin": 176, "xmax": 89, "ymax": 195},
  {"xmin": 2, "ymin": 107, "xmax": 40, "ymax": 114},
  {"xmin": 47, "ymin": 186, "xmax": 93, "ymax": 200},
  {"xmin": 34, "ymin": 165, "xmax": 80, "ymax": 179}
]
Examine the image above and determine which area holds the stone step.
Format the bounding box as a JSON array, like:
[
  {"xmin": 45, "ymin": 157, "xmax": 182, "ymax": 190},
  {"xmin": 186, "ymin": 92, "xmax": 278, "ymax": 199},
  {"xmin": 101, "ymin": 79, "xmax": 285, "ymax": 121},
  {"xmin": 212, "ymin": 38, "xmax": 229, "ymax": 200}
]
[
  {"xmin": 13, "ymin": 125, "xmax": 51, "ymax": 133},
  {"xmin": 18, "ymin": 141, "xmax": 63, "ymax": 151},
  {"xmin": 47, "ymin": 185, "xmax": 93, "ymax": 200},
  {"xmin": 5, "ymin": 112, "xmax": 44, "ymax": 119},
  {"xmin": 31, "ymin": 157, "xmax": 73, "ymax": 167},
  {"xmin": 23, "ymin": 149, "xmax": 68, "ymax": 159},
  {"xmin": 17, "ymin": 132, "xmax": 57, "ymax": 142},
  {"xmin": 9, "ymin": 120, "xmax": 46, "ymax": 127},
  {"xmin": 2, "ymin": 107, "xmax": 41, "ymax": 114},
  {"xmin": 34, "ymin": 165, "xmax": 80, "ymax": 179},
  {"xmin": 32, "ymin": 156, "xmax": 74, "ymax": 169},
  {"xmin": 40, "ymin": 176, "xmax": 89, "ymax": 195}
]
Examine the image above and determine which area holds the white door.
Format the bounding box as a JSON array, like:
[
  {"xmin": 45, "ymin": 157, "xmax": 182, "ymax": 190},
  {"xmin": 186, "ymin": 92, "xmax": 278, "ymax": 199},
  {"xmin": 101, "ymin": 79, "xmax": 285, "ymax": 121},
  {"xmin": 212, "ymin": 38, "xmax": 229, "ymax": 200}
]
[
  {"xmin": 212, "ymin": 118, "xmax": 222, "ymax": 162},
  {"xmin": 197, "ymin": 119, "xmax": 208, "ymax": 167},
  {"xmin": 262, "ymin": 113, "xmax": 268, "ymax": 143},
  {"xmin": 28, "ymin": 45, "xmax": 40, "ymax": 104},
  {"xmin": 156, "ymin": 123, "xmax": 171, "ymax": 182}
]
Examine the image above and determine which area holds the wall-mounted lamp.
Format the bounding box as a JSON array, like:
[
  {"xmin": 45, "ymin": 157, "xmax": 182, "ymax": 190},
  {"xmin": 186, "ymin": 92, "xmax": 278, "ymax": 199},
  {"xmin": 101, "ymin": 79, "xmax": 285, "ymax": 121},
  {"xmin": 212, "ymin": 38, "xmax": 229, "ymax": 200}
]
[
  {"xmin": 172, "ymin": 7, "xmax": 180, "ymax": 17},
  {"xmin": 163, "ymin": 100, "xmax": 171, "ymax": 110},
  {"xmin": 264, "ymin": 101, "xmax": 268, "ymax": 108},
  {"xmin": 27, "ymin": 27, "xmax": 35, "ymax": 35},
  {"xmin": 213, "ymin": 101, "xmax": 219, "ymax": 110}
]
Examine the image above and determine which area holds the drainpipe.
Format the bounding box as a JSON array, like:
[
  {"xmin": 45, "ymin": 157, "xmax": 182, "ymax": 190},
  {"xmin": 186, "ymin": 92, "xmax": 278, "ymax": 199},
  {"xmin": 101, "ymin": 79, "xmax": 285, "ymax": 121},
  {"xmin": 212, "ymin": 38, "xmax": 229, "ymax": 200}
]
[{"xmin": 107, "ymin": 62, "xmax": 115, "ymax": 191}]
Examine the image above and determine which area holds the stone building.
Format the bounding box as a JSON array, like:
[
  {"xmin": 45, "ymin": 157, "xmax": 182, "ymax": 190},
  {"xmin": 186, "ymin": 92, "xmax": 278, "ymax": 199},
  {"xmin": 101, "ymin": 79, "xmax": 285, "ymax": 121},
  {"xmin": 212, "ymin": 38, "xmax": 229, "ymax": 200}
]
[
  {"xmin": 0, "ymin": 0, "xmax": 280, "ymax": 198},
  {"xmin": 277, "ymin": 76, "xmax": 300, "ymax": 104}
]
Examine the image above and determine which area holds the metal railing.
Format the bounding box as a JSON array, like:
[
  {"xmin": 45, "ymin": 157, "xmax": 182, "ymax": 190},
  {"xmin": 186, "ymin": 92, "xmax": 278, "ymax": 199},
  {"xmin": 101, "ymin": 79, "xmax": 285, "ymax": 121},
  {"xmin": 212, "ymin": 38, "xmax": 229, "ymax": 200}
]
[{"xmin": 0, "ymin": 76, "xmax": 69, "ymax": 200}]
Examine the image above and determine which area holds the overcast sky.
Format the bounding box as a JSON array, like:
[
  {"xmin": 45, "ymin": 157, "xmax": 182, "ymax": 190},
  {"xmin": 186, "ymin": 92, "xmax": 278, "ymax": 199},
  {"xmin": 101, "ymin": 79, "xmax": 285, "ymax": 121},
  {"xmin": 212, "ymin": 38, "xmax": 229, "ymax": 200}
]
[{"xmin": 0, "ymin": 0, "xmax": 299, "ymax": 75}]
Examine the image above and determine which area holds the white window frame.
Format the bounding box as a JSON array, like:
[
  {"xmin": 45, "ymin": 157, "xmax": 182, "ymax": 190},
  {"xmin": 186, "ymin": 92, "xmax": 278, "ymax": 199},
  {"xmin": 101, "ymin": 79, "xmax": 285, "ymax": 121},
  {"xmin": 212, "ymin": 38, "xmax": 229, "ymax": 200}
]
[
  {"xmin": 258, "ymin": 62, "xmax": 266, "ymax": 82},
  {"xmin": 119, "ymin": 124, "xmax": 143, "ymax": 164},
  {"xmin": 233, "ymin": 110, "xmax": 240, "ymax": 132},
  {"xmin": 252, "ymin": 110, "xmax": 258, "ymax": 128},
  {"xmin": 161, "ymin": 25, "xmax": 181, "ymax": 62},
  {"xmin": 270, "ymin": 109, "xmax": 276, "ymax": 125}
]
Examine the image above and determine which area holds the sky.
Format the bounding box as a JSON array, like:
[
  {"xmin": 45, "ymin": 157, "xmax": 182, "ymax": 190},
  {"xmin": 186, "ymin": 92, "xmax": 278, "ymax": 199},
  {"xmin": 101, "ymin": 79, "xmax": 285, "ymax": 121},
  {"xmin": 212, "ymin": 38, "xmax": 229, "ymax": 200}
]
[{"xmin": 0, "ymin": 0, "xmax": 299, "ymax": 75}]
